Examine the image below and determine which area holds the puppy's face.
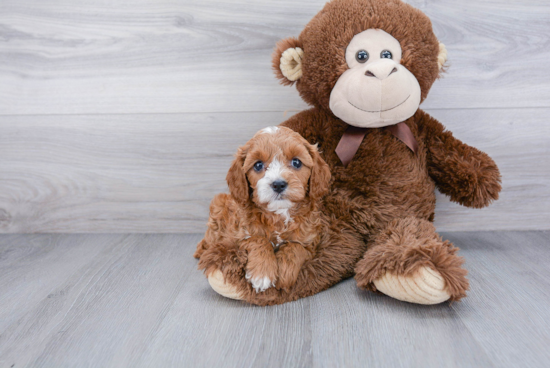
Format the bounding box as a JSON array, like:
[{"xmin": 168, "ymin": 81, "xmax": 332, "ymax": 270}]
[
  {"xmin": 245, "ymin": 128, "xmax": 313, "ymax": 212},
  {"xmin": 226, "ymin": 126, "xmax": 330, "ymax": 212}
]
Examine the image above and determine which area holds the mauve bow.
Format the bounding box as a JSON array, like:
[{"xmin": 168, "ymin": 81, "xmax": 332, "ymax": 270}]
[{"xmin": 335, "ymin": 122, "xmax": 418, "ymax": 167}]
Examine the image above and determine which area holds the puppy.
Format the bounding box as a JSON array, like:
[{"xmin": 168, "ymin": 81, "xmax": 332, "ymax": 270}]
[{"xmin": 194, "ymin": 126, "xmax": 331, "ymax": 292}]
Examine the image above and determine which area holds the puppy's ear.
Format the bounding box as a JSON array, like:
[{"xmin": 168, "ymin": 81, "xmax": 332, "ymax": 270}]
[
  {"xmin": 272, "ymin": 37, "xmax": 304, "ymax": 86},
  {"xmin": 226, "ymin": 146, "xmax": 250, "ymax": 204},
  {"xmin": 307, "ymin": 143, "xmax": 331, "ymax": 199}
]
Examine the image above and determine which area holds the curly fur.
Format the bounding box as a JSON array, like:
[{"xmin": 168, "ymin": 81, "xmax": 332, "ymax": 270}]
[{"xmin": 195, "ymin": 127, "xmax": 334, "ymax": 295}]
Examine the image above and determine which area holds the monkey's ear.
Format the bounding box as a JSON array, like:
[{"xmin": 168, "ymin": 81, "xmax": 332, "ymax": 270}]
[
  {"xmin": 272, "ymin": 37, "xmax": 304, "ymax": 86},
  {"xmin": 437, "ymin": 42, "xmax": 448, "ymax": 71}
]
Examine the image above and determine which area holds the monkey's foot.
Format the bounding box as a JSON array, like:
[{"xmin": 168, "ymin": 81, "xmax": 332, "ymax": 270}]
[
  {"xmin": 373, "ymin": 266, "xmax": 450, "ymax": 305},
  {"xmin": 355, "ymin": 217, "xmax": 469, "ymax": 303},
  {"xmin": 208, "ymin": 270, "xmax": 244, "ymax": 300}
]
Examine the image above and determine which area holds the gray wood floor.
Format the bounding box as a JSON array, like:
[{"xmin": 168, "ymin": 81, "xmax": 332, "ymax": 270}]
[
  {"xmin": 1, "ymin": 0, "xmax": 549, "ymax": 233},
  {"xmin": 0, "ymin": 231, "xmax": 549, "ymax": 367}
]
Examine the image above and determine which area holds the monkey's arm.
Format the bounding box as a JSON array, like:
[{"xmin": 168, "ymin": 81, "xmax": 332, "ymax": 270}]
[{"xmin": 420, "ymin": 111, "xmax": 501, "ymax": 208}]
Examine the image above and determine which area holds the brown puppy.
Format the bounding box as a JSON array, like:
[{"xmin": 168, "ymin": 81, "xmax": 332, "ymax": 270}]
[{"xmin": 194, "ymin": 126, "xmax": 331, "ymax": 292}]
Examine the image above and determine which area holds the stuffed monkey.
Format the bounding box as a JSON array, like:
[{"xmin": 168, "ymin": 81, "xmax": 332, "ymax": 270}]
[{"xmin": 197, "ymin": 0, "xmax": 501, "ymax": 305}]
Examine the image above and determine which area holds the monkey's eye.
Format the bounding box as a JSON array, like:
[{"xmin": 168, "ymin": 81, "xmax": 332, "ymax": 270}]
[
  {"xmin": 380, "ymin": 50, "xmax": 392, "ymax": 59},
  {"xmin": 253, "ymin": 161, "xmax": 264, "ymax": 172},
  {"xmin": 291, "ymin": 158, "xmax": 302, "ymax": 169},
  {"xmin": 355, "ymin": 50, "xmax": 369, "ymax": 63}
]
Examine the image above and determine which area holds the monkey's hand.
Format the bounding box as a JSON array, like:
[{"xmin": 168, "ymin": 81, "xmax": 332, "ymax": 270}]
[{"xmin": 423, "ymin": 114, "xmax": 502, "ymax": 208}]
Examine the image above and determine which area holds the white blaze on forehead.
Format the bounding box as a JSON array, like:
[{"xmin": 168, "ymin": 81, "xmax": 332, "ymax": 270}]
[{"xmin": 260, "ymin": 126, "xmax": 279, "ymax": 134}]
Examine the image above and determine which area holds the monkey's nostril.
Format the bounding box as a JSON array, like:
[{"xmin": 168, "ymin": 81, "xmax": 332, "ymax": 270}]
[
  {"xmin": 271, "ymin": 180, "xmax": 288, "ymax": 194},
  {"xmin": 389, "ymin": 67, "xmax": 398, "ymax": 76},
  {"xmin": 365, "ymin": 70, "xmax": 376, "ymax": 77}
]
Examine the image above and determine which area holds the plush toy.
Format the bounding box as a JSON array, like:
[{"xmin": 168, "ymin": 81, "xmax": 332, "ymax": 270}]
[{"xmin": 197, "ymin": 0, "xmax": 501, "ymax": 305}]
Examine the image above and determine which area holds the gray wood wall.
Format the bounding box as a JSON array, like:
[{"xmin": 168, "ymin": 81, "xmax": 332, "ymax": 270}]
[{"xmin": 0, "ymin": 0, "xmax": 548, "ymax": 233}]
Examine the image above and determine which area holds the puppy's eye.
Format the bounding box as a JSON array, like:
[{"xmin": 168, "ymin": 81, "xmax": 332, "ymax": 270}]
[
  {"xmin": 291, "ymin": 158, "xmax": 302, "ymax": 169},
  {"xmin": 380, "ymin": 50, "xmax": 392, "ymax": 59},
  {"xmin": 355, "ymin": 50, "xmax": 369, "ymax": 63},
  {"xmin": 253, "ymin": 161, "xmax": 264, "ymax": 172}
]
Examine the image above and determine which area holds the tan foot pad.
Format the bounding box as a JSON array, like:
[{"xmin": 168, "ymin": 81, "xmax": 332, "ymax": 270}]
[
  {"xmin": 373, "ymin": 266, "xmax": 450, "ymax": 305},
  {"xmin": 208, "ymin": 270, "xmax": 244, "ymax": 301}
]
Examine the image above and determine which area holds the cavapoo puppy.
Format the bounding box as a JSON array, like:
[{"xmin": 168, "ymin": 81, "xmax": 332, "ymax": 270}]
[{"xmin": 194, "ymin": 126, "xmax": 331, "ymax": 293}]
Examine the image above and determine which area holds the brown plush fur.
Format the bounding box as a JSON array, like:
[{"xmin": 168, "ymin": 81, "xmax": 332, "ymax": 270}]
[
  {"xmin": 196, "ymin": 0, "xmax": 501, "ymax": 305},
  {"xmin": 354, "ymin": 217, "xmax": 469, "ymax": 299},
  {"xmin": 272, "ymin": 0, "xmax": 442, "ymax": 109}
]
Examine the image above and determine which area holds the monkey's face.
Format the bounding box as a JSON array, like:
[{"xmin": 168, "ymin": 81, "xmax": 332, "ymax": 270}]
[
  {"xmin": 328, "ymin": 29, "xmax": 421, "ymax": 128},
  {"xmin": 272, "ymin": 0, "xmax": 447, "ymax": 127}
]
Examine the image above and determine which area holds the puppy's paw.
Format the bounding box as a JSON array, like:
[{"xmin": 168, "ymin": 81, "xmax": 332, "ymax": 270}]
[
  {"xmin": 245, "ymin": 273, "xmax": 275, "ymax": 292},
  {"xmin": 245, "ymin": 254, "xmax": 278, "ymax": 293}
]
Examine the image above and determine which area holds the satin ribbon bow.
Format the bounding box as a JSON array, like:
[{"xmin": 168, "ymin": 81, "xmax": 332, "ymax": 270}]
[{"xmin": 335, "ymin": 122, "xmax": 419, "ymax": 167}]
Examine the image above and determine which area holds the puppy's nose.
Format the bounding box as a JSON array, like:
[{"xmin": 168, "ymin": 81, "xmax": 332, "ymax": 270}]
[{"xmin": 271, "ymin": 180, "xmax": 288, "ymax": 194}]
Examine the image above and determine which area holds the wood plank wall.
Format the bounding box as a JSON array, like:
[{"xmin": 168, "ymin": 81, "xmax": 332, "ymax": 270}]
[{"xmin": 0, "ymin": 0, "xmax": 548, "ymax": 233}]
